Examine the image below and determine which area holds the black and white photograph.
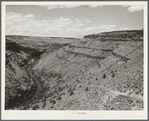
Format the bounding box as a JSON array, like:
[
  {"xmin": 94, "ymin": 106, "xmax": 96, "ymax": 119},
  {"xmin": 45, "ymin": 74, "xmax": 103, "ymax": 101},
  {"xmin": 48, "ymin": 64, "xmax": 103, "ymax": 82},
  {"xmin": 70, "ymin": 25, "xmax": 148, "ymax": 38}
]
[{"xmin": 1, "ymin": 1, "xmax": 148, "ymax": 120}]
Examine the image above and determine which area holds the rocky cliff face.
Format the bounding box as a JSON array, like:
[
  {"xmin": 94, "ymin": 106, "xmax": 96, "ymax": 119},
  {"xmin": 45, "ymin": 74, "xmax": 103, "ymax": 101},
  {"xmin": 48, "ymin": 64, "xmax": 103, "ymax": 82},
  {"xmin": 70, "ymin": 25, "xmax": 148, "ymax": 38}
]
[
  {"xmin": 83, "ymin": 30, "xmax": 143, "ymax": 41},
  {"xmin": 30, "ymin": 30, "xmax": 143, "ymax": 110},
  {"xmin": 5, "ymin": 37, "xmax": 46, "ymax": 109},
  {"xmin": 5, "ymin": 30, "xmax": 144, "ymax": 110}
]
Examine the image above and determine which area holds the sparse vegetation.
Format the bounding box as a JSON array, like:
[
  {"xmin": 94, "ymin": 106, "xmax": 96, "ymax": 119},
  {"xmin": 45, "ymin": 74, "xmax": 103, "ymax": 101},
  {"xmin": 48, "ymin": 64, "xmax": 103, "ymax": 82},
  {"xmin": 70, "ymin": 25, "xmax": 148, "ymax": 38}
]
[
  {"xmin": 103, "ymin": 74, "xmax": 106, "ymax": 79},
  {"xmin": 112, "ymin": 73, "xmax": 115, "ymax": 78},
  {"xmin": 70, "ymin": 90, "xmax": 73, "ymax": 96},
  {"xmin": 32, "ymin": 105, "xmax": 37, "ymax": 110},
  {"xmin": 57, "ymin": 96, "xmax": 62, "ymax": 100},
  {"xmin": 42, "ymin": 102, "xmax": 46, "ymax": 108},
  {"xmin": 86, "ymin": 87, "xmax": 88, "ymax": 91},
  {"xmin": 5, "ymin": 29, "xmax": 143, "ymax": 110}
]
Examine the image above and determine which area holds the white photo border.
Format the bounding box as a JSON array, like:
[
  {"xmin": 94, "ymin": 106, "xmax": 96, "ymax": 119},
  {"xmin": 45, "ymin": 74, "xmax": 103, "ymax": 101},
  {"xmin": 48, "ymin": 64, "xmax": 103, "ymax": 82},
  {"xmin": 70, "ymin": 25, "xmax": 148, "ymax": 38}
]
[{"xmin": 1, "ymin": 1, "xmax": 148, "ymax": 120}]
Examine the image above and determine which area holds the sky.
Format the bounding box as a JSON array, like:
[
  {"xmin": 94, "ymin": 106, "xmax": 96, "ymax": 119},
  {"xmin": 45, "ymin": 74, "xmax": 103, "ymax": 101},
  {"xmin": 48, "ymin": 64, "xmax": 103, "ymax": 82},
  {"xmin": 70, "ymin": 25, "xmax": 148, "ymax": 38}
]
[{"xmin": 6, "ymin": 5, "xmax": 144, "ymax": 38}]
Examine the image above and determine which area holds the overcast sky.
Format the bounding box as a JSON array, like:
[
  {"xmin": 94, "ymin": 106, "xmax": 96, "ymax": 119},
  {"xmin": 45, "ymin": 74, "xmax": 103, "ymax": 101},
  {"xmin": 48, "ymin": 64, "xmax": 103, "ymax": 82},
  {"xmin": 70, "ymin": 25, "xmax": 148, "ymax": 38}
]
[{"xmin": 6, "ymin": 5, "xmax": 144, "ymax": 38}]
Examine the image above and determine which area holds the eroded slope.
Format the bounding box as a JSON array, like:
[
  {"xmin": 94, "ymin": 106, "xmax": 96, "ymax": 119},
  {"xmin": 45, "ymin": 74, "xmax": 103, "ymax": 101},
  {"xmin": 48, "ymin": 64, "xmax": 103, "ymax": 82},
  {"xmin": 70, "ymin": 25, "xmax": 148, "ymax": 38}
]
[{"xmin": 29, "ymin": 31, "xmax": 143, "ymax": 110}]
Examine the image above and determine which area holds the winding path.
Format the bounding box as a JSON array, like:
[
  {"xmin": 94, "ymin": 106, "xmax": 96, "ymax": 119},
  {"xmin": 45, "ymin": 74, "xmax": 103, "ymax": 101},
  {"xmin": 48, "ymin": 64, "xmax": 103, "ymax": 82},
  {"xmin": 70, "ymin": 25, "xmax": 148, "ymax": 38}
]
[{"xmin": 19, "ymin": 60, "xmax": 42, "ymax": 108}]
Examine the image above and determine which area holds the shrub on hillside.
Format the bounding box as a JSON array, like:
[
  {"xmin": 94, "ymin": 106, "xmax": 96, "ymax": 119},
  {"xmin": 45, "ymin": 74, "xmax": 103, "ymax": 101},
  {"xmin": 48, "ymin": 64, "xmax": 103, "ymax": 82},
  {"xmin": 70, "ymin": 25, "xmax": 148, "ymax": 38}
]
[
  {"xmin": 57, "ymin": 96, "xmax": 62, "ymax": 100},
  {"xmin": 70, "ymin": 90, "xmax": 73, "ymax": 96},
  {"xmin": 52, "ymin": 100, "xmax": 56, "ymax": 105},
  {"xmin": 86, "ymin": 87, "xmax": 88, "ymax": 91},
  {"xmin": 32, "ymin": 105, "xmax": 37, "ymax": 110},
  {"xmin": 112, "ymin": 73, "xmax": 115, "ymax": 78},
  {"xmin": 35, "ymin": 104, "xmax": 39, "ymax": 109},
  {"xmin": 42, "ymin": 102, "xmax": 46, "ymax": 108},
  {"xmin": 103, "ymin": 74, "xmax": 106, "ymax": 79}
]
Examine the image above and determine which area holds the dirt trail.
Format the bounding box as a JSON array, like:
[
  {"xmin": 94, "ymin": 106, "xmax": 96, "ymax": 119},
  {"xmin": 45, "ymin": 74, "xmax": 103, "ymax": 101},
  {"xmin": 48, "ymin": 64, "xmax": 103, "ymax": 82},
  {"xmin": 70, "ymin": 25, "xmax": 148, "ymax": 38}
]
[
  {"xmin": 69, "ymin": 45, "xmax": 114, "ymax": 51},
  {"xmin": 64, "ymin": 48, "xmax": 106, "ymax": 59},
  {"xmin": 19, "ymin": 61, "xmax": 42, "ymax": 108}
]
